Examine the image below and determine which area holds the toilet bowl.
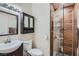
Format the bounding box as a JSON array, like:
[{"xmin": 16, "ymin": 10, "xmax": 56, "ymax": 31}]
[
  {"xmin": 23, "ymin": 40, "xmax": 43, "ymax": 56},
  {"xmin": 28, "ymin": 48, "xmax": 43, "ymax": 56}
]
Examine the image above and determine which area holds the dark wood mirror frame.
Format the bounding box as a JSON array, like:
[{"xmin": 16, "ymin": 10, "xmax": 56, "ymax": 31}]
[
  {"xmin": 0, "ymin": 10, "xmax": 18, "ymax": 36},
  {"xmin": 21, "ymin": 12, "xmax": 34, "ymax": 34}
]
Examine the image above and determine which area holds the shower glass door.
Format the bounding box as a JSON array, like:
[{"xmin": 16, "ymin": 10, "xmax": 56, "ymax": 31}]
[{"xmin": 53, "ymin": 4, "xmax": 64, "ymax": 56}]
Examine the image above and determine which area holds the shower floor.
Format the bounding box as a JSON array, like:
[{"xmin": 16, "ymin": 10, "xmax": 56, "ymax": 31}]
[{"xmin": 54, "ymin": 52, "xmax": 69, "ymax": 56}]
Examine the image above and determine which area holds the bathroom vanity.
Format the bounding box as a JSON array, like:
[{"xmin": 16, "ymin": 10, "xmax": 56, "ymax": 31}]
[
  {"xmin": 0, "ymin": 44, "xmax": 23, "ymax": 56},
  {"xmin": 0, "ymin": 40, "xmax": 23, "ymax": 56}
]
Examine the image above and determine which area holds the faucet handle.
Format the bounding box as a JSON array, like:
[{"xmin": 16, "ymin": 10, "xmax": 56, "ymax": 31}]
[{"xmin": 7, "ymin": 36, "xmax": 11, "ymax": 42}]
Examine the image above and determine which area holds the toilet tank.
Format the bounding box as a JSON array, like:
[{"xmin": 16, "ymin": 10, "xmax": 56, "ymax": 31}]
[{"xmin": 23, "ymin": 40, "xmax": 32, "ymax": 51}]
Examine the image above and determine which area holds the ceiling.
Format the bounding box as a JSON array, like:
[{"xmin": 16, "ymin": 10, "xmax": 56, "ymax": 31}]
[{"xmin": 52, "ymin": 3, "xmax": 75, "ymax": 10}]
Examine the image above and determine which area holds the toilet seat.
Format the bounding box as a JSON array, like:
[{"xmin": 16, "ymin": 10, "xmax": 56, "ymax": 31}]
[{"xmin": 28, "ymin": 48, "xmax": 43, "ymax": 56}]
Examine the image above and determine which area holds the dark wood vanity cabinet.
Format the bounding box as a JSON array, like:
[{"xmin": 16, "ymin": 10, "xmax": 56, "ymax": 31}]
[{"xmin": 0, "ymin": 44, "xmax": 23, "ymax": 56}]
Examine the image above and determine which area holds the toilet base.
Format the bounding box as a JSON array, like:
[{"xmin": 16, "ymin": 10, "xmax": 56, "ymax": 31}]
[{"xmin": 28, "ymin": 48, "xmax": 43, "ymax": 56}]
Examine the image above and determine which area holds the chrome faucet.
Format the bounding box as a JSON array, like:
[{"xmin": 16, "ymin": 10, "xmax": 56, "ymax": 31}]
[{"xmin": 5, "ymin": 36, "xmax": 11, "ymax": 43}]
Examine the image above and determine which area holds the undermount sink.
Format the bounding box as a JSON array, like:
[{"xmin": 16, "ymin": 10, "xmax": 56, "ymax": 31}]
[{"xmin": 0, "ymin": 40, "xmax": 22, "ymax": 54}]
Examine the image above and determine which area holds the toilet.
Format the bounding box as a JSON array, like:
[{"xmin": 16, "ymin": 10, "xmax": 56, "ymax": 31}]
[
  {"xmin": 23, "ymin": 40, "xmax": 43, "ymax": 56},
  {"xmin": 28, "ymin": 48, "xmax": 43, "ymax": 56}
]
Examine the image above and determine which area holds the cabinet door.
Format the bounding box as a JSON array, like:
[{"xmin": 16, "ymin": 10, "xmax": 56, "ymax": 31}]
[{"xmin": 63, "ymin": 6, "xmax": 77, "ymax": 55}]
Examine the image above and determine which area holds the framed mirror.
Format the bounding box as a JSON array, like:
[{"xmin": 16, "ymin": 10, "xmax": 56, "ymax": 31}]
[
  {"xmin": 0, "ymin": 10, "xmax": 18, "ymax": 36},
  {"xmin": 21, "ymin": 12, "xmax": 34, "ymax": 34}
]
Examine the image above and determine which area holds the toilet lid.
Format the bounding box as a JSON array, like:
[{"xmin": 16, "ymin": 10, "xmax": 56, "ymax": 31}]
[{"xmin": 28, "ymin": 48, "xmax": 43, "ymax": 56}]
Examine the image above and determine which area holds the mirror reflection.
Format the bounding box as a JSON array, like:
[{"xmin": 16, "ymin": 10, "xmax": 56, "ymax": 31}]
[
  {"xmin": 24, "ymin": 16, "xmax": 28, "ymax": 27},
  {"xmin": 30, "ymin": 17, "xmax": 33, "ymax": 28},
  {"xmin": 0, "ymin": 11, "xmax": 18, "ymax": 35},
  {"xmin": 53, "ymin": 7, "xmax": 63, "ymax": 56}
]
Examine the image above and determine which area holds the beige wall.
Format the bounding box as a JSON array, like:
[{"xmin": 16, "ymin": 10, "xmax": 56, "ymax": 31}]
[
  {"xmin": 32, "ymin": 3, "xmax": 50, "ymax": 56},
  {"xmin": 13, "ymin": 3, "xmax": 32, "ymax": 15}
]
